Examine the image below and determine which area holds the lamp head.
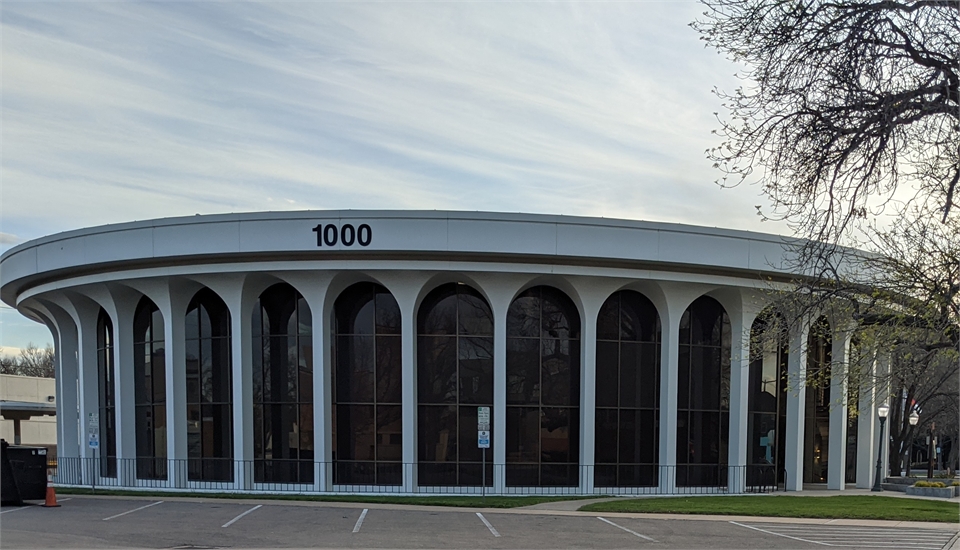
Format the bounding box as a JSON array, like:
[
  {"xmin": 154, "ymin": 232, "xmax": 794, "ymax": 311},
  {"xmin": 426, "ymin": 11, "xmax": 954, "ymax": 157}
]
[
  {"xmin": 878, "ymin": 403, "xmax": 890, "ymax": 418},
  {"xmin": 909, "ymin": 410, "xmax": 920, "ymax": 426}
]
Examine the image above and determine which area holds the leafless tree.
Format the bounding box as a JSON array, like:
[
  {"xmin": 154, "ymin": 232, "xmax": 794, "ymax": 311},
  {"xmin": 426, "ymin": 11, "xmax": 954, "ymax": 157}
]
[
  {"xmin": 756, "ymin": 210, "xmax": 959, "ymax": 476},
  {"xmin": 0, "ymin": 343, "xmax": 56, "ymax": 378},
  {"xmin": 693, "ymin": 0, "xmax": 959, "ymax": 246}
]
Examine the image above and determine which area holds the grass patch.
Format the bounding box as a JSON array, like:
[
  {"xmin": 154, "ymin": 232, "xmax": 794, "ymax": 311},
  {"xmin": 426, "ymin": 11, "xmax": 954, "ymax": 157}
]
[
  {"xmin": 55, "ymin": 487, "xmax": 600, "ymax": 509},
  {"xmin": 580, "ymin": 495, "xmax": 960, "ymax": 523}
]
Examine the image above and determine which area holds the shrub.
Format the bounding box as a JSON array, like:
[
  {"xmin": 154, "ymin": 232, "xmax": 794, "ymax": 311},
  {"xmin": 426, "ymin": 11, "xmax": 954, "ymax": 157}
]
[
  {"xmin": 913, "ymin": 481, "xmax": 946, "ymax": 488},
  {"xmin": 951, "ymin": 481, "xmax": 959, "ymax": 487}
]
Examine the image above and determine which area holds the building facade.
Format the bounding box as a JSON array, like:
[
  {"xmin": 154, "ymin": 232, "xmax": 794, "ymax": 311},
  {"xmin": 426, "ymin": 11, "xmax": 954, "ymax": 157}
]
[{"xmin": 0, "ymin": 211, "xmax": 888, "ymax": 494}]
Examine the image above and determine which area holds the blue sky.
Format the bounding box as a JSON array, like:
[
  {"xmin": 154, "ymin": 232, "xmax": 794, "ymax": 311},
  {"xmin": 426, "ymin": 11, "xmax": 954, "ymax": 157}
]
[{"xmin": 0, "ymin": 1, "xmax": 783, "ymax": 352}]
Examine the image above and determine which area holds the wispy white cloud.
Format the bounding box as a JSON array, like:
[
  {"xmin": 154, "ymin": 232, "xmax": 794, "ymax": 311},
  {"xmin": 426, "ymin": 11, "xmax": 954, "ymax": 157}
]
[
  {"xmin": 1, "ymin": 1, "xmax": 775, "ymax": 236},
  {"xmin": 1, "ymin": 1, "xmax": 787, "ymax": 346},
  {"xmin": 0, "ymin": 233, "xmax": 21, "ymax": 245}
]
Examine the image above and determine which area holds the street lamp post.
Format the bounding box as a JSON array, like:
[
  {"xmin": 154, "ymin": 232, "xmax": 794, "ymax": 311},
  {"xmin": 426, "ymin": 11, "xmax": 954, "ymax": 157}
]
[
  {"xmin": 872, "ymin": 403, "xmax": 890, "ymax": 492},
  {"xmin": 908, "ymin": 410, "xmax": 919, "ymax": 476},
  {"xmin": 927, "ymin": 422, "xmax": 936, "ymax": 480}
]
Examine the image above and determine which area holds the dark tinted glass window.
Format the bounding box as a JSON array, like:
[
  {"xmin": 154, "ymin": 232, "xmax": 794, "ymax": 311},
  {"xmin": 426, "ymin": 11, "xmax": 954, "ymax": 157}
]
[
  {"xmin": 418, "ymin": 283, "xmax": 494, "ymax": 487},
  {"xmin": 594, "ymin": 290, "xmax": 660, "ymax": 488},
  {"xmin": 746, "ymin": 313, "xmax": 788, "ymax": 488},
  {"xmin": 804, "ymin": 317, "xmax": 832, "ymax": 484},
  {"xmin": 676, "ymin": 296, "xmax": 730, "ymax": 488},
  {"xmin": 252, "ymin": 283, "xmax": 313, "ymax": 484},
  {"xmin": 134, "ymin": 297, "xmax": 167, "ymax": 480},
  {"xmin": 333, "ymin": 282, "xmax": 402, "ymax": 486},
  {"xmin": 97, "ymin": 309, "xmax": 117, "ymax": 478},
  {"xmin": 506, "ymin": 286, "xmax": 580, "ymax": 487},
  {"xmin": 186, "ymin": 288, "xmax": 233, "ymax": 482}
]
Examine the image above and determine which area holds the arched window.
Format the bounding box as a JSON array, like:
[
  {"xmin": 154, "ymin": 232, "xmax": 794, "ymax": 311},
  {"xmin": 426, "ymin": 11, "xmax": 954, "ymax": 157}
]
[
  {"xmin": 185, "ymin": 288, "xmax": 233, "ymax": 482},
  {"xmin": 804, "ymin": 316, "xmax": 832, "ymax": 484},
  {"xmin": 97, "ymin": 308, "xmax": 117, "ymax": 478},
  {"xmin": 595, "ymin": 290, "xmax": 660, "ymax": 488},
  {"xmin": 677, "ymin": 296, "xmax": 730, "ymax": 487},
  {"xmin": 333, "ymin": 282, "xmax": 402, "ymax": 485},
  {"xmin": 747, "ymin": 312, "xmax": 788, "ymax": 488},
  {"xmin": 252, "ymin": 283, "xmax": 313, "ymax": 484},
  {"xmin": 134, "ymin": 297, "xmax": 166, "ymax": 480},
  {"xmin": 846, "ymin": 338, "xmax": 861, "ymax": 484},
  {"xmin": 417, "ymin": 283, "xmax": 493, "ymax": 487},
  {"xmin": 506, "ymin": 285, "xmax": 580, "ymax": 487}
]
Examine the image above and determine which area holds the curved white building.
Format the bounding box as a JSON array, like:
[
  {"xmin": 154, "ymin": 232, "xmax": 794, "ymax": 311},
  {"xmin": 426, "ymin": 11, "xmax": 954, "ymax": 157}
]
[{"xmin": 0, "ymin": 211, "xmax": 886, "ymax": 494}]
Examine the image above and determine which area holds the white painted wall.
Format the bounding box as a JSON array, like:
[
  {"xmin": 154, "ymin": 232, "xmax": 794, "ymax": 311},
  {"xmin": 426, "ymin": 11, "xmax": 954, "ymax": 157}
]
[{"xmin": 0, "ymin": 374, "xmax": 58, "ymax": 447}]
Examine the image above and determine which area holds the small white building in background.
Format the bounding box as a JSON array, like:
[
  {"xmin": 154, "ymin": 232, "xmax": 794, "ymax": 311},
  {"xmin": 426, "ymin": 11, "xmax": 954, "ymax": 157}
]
[
  {"xmin": 0, "ymin": 374, "xmax": 58, "ymax": 451},
  {"xmin": 0, "ymin": 210, "xmax": 888, "ymax": 494}
]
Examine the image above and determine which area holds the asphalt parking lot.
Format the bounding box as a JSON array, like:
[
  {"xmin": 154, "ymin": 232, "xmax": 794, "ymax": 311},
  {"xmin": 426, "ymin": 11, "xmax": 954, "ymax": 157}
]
[{"xmin": 1, "ymin": 496, "xmax": 957, "ymax": 549}]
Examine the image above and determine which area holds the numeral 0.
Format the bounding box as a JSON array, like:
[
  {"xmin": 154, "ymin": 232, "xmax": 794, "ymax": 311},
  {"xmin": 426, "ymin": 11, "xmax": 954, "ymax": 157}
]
[{"xmin": 312, "ymin": 223, "xmax": 371, "ymax": 247}]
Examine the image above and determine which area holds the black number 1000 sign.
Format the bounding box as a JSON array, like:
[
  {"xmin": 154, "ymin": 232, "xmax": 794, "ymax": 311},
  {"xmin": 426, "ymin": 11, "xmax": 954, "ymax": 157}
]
[{"xmin": 312, "ymin": 223, "xmax": 372, "ymax": 247}]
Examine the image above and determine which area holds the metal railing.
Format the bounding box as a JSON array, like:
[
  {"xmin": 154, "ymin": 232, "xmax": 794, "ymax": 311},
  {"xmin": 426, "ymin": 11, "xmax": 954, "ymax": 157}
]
[{"xmin": 52, "ymin": 458, "xmax": 784, "ymax": 496}]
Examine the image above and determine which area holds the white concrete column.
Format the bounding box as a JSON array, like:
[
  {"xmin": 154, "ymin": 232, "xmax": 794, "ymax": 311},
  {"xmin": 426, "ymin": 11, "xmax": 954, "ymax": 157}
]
[
  {"xmin": 29, "ymin": 302, "xmax": 80, "ymax": 464},
  {"xmin": 727, "ymin": 303, "xmax": 760, "ymax": 494},
  {"xmin": 472, "ymin": 273, "xmax": 528, "ymax": 494},
  {"xmin": 282, "ymin": 272, "xmax": 334, "ymax": 492},
  {"xmin": 827, "ymin": 328, "xmax": 851, "ymax": 490},
  {"xmin": 377, "ymin": 273, "xmax": 425, "ymax": 493},
  {"xmin": 484, "ymin": 283, "xmax": 512, "ymax": 494},
  {"xmin": 577, "ymin": 289, "xmax": 607, "ymax": 495},
  {"xmin": 41, "ymin": 308, "xmax": 80, "ymax": 458},
  {"xmin": 856, "ymin": 348, "xmax": 877, "ymax": 488},
  {"xmin": 131, "ymin": 279, "xmax": 194, "ymax": 487},
  {"xmin": 784, "ymin": 318, "xmax": 810, "ymax": 491},
  {"xmin": 195, "ymin": 274, "xmax": 259, "ymax": 491},
  {"xmin": 47, "ymin": 317, "xmax": 80, "ymax": 461},
  {"xmin": 46, "ymin": 294, "xmax": 102, "ymax": 485},
  {"xmin": 87, "ymin": 283, "xmax": 142, "ymax": 485},
  {"xmin": 657, "ymin": 284, "xmax": 706, "ymax": 494}
]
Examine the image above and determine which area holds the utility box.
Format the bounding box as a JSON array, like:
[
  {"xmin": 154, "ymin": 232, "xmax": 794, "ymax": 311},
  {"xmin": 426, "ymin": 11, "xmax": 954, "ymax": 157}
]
[{"xmin": 1, "ymin": 439, "xmax": 48, "ymax": 505}]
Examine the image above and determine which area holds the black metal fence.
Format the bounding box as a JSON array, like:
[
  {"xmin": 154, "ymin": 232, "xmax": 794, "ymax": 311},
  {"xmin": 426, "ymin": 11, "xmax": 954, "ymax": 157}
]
[{"xmin": 53, "ymin": 458, "xmax": 784, "ymax": 495}]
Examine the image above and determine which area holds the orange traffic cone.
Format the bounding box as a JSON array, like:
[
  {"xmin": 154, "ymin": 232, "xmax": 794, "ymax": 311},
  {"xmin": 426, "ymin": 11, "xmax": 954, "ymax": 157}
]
[{"xmin": 42, "ymin": 471, "xmax": 60, "ymax": 508}]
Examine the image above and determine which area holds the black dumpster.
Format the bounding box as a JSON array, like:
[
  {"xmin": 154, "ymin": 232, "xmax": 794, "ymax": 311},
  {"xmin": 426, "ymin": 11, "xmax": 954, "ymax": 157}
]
[{"xmin": 1, "ymin": 439, "xmax": 48, "ymax": 505}]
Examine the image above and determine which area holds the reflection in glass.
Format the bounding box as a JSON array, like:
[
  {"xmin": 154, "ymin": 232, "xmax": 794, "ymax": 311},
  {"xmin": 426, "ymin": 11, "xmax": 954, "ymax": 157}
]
[
  {"xmin": 676, "ymin": 296, "xmax": 730, "ymax": 487},
  {"xmin": 747, "ymin": 313, "xmax": 788, "ymax": 487},
  {"xmin": 594, "ymin": 290, "xmax": 660, "ymax": 488},
  {"xmin": 185, "ymin": 288, "xmax": 233, "ymax": 482},
  {"xmin": 804, "ymin": 316, "xmax": 831, "ymax": 484},
  {"xmin": 333, "ymin": 282, "xmax": 402, "ymax": 486},
  {"xmin": 506, "ymin": 286, "xmax": 580, "ymax": 487},
  {"xmin": 97, "ymin": 309, "xmax": 117, "ymax": 478},
  {"xmin": 252, "ymin": 283, "xmax": 313, "ymax": 484},
  {"xmin": 134, "ymin": 297, "xmax": 167, "ymax": 480},
  {"xmin": 417, "ymin": 283, "xmax": 494, "ymax": 487}
]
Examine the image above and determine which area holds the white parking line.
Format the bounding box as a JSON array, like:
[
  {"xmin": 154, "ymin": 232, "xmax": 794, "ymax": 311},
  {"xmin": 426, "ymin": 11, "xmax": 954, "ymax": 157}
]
[
  {"xmin": 476, "ymin": 512, "xmax": 500, "ymax": 537},
  {"xmin": 352, "ymin": 508, "xmax": 368, "ymax": 533},
  {"xmin": 222, "ymin": 504, "xmax": 262, "ymax": 528},
  {"xmin": 729, "ymin": 521, "xmax": 956, "ymax": 550},
  {"xmin": 729, "ymin": 521, "xmax": 830, "ymax": 546},
  {"xmin": 597, "ymin": 517, "xmax": 658, "ymax": 543},
  {"xmin": 102, "ymin": 501, "xmax": 163, "ymax": 521},
  {"xmin": 0, "ymin": 497, "xmax": 72, "ymax": 515}
]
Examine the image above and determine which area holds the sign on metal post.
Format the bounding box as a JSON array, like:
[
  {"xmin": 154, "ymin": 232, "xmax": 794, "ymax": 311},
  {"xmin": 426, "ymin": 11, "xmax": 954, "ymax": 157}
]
[
  {"xmin": 477, "ymin": 406, "xmax": 490, "ymax": 447},
  {"xmin": 478, "ymin": 406, "xmax": 491, "ymax": 501},
  {"xmin": 477, "ymin": 406, "xmax": 490, "ymax": 430},
  {"xmin": 87, "ymin": 412, "xmax": 100, "ymax": 448}
]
